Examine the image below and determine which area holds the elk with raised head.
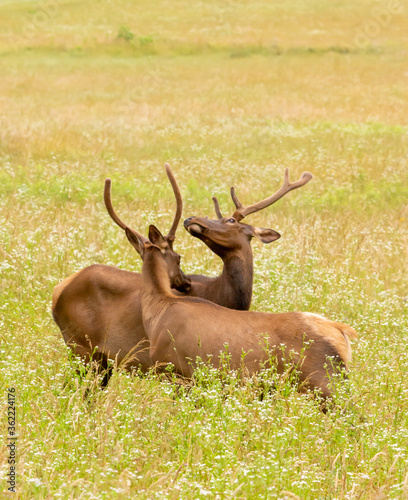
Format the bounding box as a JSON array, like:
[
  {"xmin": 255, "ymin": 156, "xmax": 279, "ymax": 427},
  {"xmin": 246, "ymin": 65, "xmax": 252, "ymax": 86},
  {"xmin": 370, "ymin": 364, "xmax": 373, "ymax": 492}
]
[
  {"xmin": 131, "ymin": 225, "xmax": 358, "ymax": 401},
  {"xmin": 183, "ymin": 168, "xmax": 312, "ymax": 309}
]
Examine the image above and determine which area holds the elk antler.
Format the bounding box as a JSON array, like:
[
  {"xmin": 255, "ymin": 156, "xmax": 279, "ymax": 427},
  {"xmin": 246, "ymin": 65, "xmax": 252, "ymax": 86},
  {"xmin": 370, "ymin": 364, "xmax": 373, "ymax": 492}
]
[
  {"xmin": 212, "ymin": 196, "xmax": 223, "ymax": 219},
  {"xmin": 104, "ymin": 178, "xmax": 148, "ymax": 243},
  {"xmin": 164, "ymin": 163, "xmax": 183, "ymax": 241},
  {"xmin": 231, "ymin": 168, "xmax": 313, "ymax": 221}
]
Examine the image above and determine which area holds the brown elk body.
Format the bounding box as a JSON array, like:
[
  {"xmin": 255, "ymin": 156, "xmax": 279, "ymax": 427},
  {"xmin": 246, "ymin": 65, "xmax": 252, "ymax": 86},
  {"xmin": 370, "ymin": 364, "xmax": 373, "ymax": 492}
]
[
  {"xmin": 137, "ymin": 228, "xmax": 358, "ymax": 399},
  {"xmin": 52, "ymin": 167, "xmax": 312, "ymax": 384}
]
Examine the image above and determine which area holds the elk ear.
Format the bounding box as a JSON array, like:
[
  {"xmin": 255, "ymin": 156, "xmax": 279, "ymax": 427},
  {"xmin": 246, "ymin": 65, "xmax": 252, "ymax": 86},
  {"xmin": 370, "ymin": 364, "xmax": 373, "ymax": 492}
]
[
  {"xmin": 125, "ymin": 228, "xmax": 145, "ymax": 257},
  {"xmin": 252, "ymin": 227, "xmax": 281, "ymax": 244},
  {"xmin": 148, "ymin": 225, "xmax": 167, "ymax": 249}
]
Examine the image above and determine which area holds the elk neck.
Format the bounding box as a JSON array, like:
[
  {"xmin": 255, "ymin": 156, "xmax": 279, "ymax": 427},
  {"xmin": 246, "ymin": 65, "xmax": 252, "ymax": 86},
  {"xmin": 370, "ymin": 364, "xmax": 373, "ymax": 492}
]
[
  {"xmin": 141, "ymin": 247, "xmax": 174, "ymax": 330},
  {"xmin": 219, "ymin": 244, "xmax": 253, "ymax": 310},
  {"xmin": 141, "ymin": 247, "xmax": 173, "ymax": 298}
]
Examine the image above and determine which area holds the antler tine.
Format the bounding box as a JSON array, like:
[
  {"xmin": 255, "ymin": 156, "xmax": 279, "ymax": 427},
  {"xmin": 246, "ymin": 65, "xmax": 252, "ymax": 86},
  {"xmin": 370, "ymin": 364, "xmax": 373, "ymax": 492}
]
[
  {"xmin": 230, "ymin": 186, "xmax": 243, "ymax": 209},
  {"xmin": 164, "ymin": 163, "xmax": 183, "ymax": 241},
  {"xmin": 232, "ymin": 168, "xmax": 313, "ymax": 221},
  {"xmin": 212, "ymin": 196, "xmax": 223, "ymax": 219},
  {"xmin": 104, "ymin": 178, "xmax": 148, "ymax": 243}
]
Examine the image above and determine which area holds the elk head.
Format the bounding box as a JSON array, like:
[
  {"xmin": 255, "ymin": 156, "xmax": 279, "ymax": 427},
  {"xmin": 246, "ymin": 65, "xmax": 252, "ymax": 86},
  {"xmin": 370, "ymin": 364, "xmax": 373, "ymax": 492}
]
[
  {"xmin": 104, "ymin": 164, "xmax": 191, "ymax": 292},
  {"xmin": 184, "ymin": 168, "xmax": 313, "ymax": 258}
]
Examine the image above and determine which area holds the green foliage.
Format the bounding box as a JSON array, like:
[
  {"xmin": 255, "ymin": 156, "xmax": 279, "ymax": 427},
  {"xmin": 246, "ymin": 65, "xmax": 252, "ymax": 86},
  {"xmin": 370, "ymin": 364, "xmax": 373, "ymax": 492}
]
[
  {"xmin": 138, "ymin": 35, "xmax": 154, "ymax": 47},
  {"xmin": 117, "ymin": 26, "xmax": 134, "ymax": 42}
]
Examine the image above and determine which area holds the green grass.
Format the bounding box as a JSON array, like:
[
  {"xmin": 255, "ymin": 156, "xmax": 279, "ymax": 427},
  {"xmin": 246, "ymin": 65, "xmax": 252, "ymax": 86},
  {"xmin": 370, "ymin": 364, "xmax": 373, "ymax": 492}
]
[{"xmin": 1, "ymin": 0, "xmax": 408, "ymax": 498}]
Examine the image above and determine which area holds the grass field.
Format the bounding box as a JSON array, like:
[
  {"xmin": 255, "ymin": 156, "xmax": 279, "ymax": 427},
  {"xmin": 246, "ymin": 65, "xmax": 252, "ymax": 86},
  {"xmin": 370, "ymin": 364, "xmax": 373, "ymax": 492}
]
[{"xmin": 1, "ymin": 0, "xmax": 408, "ymax": 498}]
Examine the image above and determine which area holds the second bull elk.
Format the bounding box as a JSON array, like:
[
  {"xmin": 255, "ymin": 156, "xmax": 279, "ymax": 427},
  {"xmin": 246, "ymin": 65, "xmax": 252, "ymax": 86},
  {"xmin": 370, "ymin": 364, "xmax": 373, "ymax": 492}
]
[
  {"xmin": 184, "ymin": 168, "xmax": 313, "ymax": 309},
  {"xmin": 132, "ymin": 226, "xmax": 358, "ymax": 401}
]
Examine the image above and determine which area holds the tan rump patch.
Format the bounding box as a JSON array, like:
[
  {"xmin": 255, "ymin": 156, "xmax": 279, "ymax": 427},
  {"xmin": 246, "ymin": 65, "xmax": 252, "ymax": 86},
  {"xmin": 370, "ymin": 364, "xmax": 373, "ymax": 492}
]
[{"xmin": 301, "ymin": 313, "xmax": 357, "ymax": 364}]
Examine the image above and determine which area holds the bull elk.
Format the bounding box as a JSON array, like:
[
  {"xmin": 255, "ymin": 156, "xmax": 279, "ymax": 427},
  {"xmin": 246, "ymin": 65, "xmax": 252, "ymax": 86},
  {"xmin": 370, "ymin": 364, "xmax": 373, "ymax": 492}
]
[
  {"xmin": 52, "ymin": 164, "xmax": 190, "ymax": 384},
  {"xmin": 131, "ymin": 225, "xmax": 358, "ymax": 401},
  {"xmin": 183, "ymin": 167, "xmax": 313, "ymax": 309}
]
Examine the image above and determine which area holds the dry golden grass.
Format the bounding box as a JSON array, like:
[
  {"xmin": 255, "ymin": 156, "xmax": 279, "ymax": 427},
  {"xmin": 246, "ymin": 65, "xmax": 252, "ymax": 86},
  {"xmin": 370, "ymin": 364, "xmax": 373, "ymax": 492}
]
[{"xmin": 0, "ymin": 0, "xmax": 407, "ymax": 51}]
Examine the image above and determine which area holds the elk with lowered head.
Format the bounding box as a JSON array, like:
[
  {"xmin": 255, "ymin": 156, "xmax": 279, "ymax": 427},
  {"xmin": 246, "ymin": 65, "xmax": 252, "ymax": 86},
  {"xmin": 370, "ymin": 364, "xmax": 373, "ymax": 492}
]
[
  {"xmin": 129, "ymin": 225, "xmax": 357, "ymax": 401},
  {"xmin": 52, "ymin": 165, "xmax": 191, "ymax": 385}
]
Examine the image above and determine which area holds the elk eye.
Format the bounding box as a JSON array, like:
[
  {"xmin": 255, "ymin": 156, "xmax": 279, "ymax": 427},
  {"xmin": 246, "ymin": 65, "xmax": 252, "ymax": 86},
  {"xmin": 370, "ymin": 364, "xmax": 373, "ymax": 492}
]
[{"xmin": 226, "ymin": 218, "xmax": 235, "ymax": 223}]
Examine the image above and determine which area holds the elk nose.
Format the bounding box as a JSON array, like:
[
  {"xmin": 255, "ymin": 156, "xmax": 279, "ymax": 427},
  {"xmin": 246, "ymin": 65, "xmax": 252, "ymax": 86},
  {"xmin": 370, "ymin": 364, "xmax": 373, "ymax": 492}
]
[{"xmin": 184, "ymin": 217, "xmax": 194, "ymax": 228}]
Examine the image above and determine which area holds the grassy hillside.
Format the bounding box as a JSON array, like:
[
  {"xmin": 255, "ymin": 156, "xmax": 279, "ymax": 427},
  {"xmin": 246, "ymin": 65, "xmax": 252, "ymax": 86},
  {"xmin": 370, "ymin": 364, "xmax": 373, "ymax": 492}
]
[{"xmin": 0, "ymin": 0, "xmax": 408, "ymax": 498}]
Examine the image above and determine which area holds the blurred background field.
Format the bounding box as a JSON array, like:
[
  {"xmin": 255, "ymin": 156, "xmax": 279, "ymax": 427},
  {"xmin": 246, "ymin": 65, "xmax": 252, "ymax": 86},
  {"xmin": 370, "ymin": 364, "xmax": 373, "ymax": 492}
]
[{"xmin": 0, "ymin": 1, "xmax": 408, "ymax": 498}]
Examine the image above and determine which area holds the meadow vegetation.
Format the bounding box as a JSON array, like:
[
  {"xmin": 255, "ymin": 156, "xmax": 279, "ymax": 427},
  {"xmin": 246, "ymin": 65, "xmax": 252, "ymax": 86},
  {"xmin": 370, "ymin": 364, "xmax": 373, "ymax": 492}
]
[{"xmin": 0, "ymin": 0, "xmax": 408, "ymax": 498}]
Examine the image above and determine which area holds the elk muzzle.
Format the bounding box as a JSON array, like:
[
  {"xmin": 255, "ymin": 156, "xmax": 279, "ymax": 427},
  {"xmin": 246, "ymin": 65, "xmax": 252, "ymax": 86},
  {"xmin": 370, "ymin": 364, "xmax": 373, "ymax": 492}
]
[
  {"xmin": 172, "ymin": 270, "xmax": 192, "ymax": 293},
  {"xmin": 184, "ymin": 217, "xmax": 207, "ymax": 236}
]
